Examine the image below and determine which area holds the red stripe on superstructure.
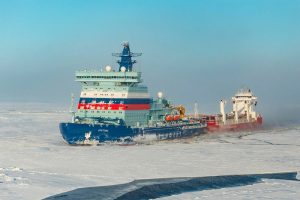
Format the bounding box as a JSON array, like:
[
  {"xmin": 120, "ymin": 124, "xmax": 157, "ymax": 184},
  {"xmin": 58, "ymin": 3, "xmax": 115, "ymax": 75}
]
[{"xmin": 77, "ymin": 103, "xmax": 150, "ymax": 110}]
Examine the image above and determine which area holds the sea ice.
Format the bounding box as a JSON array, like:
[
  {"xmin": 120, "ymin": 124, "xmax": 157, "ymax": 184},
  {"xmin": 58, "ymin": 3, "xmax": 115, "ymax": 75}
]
[{"xmin": 0, "ymin": 103, "xmax": 299, "ymax": 200}]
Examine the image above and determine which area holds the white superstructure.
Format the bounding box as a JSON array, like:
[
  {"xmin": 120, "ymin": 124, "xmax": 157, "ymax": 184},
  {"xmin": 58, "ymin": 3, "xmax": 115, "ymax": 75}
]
[{"xmin": 231, "ymin": 88, "xmax": 258, "ymax": 122}]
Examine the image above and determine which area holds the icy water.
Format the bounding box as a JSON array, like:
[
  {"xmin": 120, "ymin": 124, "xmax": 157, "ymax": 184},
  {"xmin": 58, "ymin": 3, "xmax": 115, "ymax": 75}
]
[{"xmin": 0, "ymin": 103, "xmax": 299, "ymax": 199}]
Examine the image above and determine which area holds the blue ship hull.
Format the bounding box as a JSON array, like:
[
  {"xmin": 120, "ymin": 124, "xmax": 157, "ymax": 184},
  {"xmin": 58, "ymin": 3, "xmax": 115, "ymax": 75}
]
[{"xmin": 59, "ymin": 122, "xmax": 207, "ymax": 145}]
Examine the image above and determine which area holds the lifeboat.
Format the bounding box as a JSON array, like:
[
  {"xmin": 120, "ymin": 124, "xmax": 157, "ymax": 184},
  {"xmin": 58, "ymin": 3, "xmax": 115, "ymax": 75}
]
[
  {"xmin": 173, "ymin": 115, "xmax": 180, "ymax": 121},
  {"xmin": 165, "ymin": 115, "xmax": 174, "ymax": 121}
]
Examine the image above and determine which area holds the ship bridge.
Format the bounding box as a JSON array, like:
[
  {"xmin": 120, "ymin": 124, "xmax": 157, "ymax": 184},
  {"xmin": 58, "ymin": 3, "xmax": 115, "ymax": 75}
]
[
  {"xmin": 232, "ymin": 88, "xmax": 258, "ymax": 122},
  {"xmin": 76, "ymin": 41, "xmax": 143, "ymax": 84},
  {"xmin": 74, "ymin": 42, "xmax": 150, "ymax": 127},
  {"xmin": 75, "ymin": 70, "xmax": 142, "ymax": 83}
]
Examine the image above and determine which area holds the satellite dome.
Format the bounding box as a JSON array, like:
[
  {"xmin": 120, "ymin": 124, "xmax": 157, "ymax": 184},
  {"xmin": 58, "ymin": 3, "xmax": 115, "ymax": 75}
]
[
  {"xmin": 105, "ymin": 65, "xmax": 112, "ymax": 72},
  {"xmin": 157, "ymin": 92, "xmax": 163, "ymax": 99},
  {"xmin": 120, "ymin": 66, "xmax": 126, "ymax": 72}
]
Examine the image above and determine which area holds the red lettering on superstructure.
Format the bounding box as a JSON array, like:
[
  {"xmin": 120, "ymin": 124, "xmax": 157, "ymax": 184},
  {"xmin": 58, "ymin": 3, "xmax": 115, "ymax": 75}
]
[{"xmin": 77, "ymin": 103, "xmax": 150, "ymax": 110}]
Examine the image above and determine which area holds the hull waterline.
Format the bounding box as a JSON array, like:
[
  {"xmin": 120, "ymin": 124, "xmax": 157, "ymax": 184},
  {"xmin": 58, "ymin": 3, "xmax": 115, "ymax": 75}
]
[{"xmin": 60, "ymin": 122, "xmax": 207, "ymax": 145}]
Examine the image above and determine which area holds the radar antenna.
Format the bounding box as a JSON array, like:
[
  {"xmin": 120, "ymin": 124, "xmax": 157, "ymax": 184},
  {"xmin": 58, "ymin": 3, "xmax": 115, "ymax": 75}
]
[{"xmin": 112, "ymin": 42, "xmax": 142, "ymax": 71}]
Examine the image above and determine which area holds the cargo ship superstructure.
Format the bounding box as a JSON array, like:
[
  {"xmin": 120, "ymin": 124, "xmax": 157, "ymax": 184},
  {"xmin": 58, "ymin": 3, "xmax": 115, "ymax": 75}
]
[
  {"xmin": 59, "ymin": 42, "xmax": 206, "ymax": 144},
  {"xmin": 203, "ymin": 88, "xmax": 263, "ymax": 132}
]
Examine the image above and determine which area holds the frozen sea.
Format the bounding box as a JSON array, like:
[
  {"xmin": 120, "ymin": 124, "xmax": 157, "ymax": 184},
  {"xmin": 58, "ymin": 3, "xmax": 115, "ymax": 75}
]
[{"xmin": 0, "ymin": 103, "xmax": 299, "ymax": 199}]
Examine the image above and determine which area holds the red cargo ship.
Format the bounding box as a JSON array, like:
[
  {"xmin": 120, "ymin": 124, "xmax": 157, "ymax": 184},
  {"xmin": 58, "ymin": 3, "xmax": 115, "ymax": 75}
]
[{"xmin": 204, "ymin": 88, "xmax": 263, "ymax": 132}]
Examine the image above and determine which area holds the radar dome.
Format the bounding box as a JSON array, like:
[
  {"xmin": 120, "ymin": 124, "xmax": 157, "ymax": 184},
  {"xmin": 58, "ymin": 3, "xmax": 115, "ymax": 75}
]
[
  {"xmin": 105, "ymin": 65, "xmax": 112, "ymax": 72},
  {"xmin": 120, "ymin": 66, "xmax": 126, "ymax": 72},
  {"xmin": 157, "ymin": 92, "xmax": 163, "ymax": 99}
]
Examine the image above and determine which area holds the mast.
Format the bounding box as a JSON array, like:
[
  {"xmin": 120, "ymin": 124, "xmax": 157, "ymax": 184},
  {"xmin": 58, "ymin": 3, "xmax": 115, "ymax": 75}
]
[
  {"xmin": 112, "ymin": 42, "xmax": 142, "ymax": 72},
  {"xmin": 194, "ymin": 102, "xmax": 199, "ymax": 118},
  {"xmin": 220, "ymin": 100, "xmax": 226, "ymax": 124},
  {"xmin": 69, "ymin": 93, "xmax": 75, "ymax": 123}
]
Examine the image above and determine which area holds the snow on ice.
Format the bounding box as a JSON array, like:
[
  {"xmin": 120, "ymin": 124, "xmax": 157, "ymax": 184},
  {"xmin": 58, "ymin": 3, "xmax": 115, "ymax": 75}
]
[{"xmin": 0, "ymin": 103, "xmax": 299, "ymax": 199}]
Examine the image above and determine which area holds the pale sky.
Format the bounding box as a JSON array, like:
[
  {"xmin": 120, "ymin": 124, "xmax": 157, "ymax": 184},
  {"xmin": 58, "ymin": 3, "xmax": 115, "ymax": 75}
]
[{"xmin": 0, "ymin": 0, "xmax": 299, "ymax": 124}]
